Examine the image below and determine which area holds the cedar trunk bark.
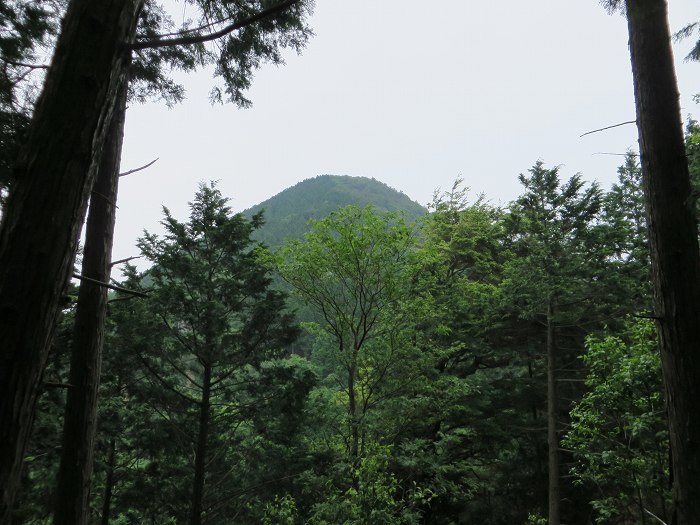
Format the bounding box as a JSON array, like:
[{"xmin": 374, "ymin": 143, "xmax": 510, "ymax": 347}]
[
  {"xmin": 624, "ymin": 1, "xmax": 700, "ymax": 522},
  {"xmin": 190, "ymin": 363, "xmax": 212, "ymax": 525},
  {"xmin": 0, "ymin": 1, "xmax": 142, "ymax": 521},
  {"xmin": 546, "ymin": 301, "xmax": 560, "ymax": 525},
  {"xmin": 52, "ymin": 84, "xmax": 127, "ymax": 525}
]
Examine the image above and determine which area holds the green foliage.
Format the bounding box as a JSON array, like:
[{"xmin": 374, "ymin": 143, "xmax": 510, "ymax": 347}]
[
  {"xmin": 277, "ymin": 204, "xmax": 415, "ymax": 355},
  {"xmin": 14, "ymin": 158, "xmax": 670, "ymax": 524},
  {"xmin": 673, "ymin": 21, "xmax": 700, "ymax": 63},
  {"xmin": 601, "ymin": 152, "xmax": 653, "ymax": 312},
  {"xmin": 130, "ymin": 0, "xmax": 314, "ymax": 107},
  {"xmin": 686, "ymin": 119, "xmax": 700, "ymax": 220},
  {"xmin": 307, "ymin": 445, "xmax": 431, "ymax": 525},
  {"xmin": 0, "ymin": 0, "xmax": 61, "ymax": 191},
  {"xmin": 563, "ymin": 320, "xmax": 671, "ymax": 523},
  {"xmin": 262, "ymin": 494, "xmax": 298, "ymax": 525},
  {"xmin": 502, "ymin": 161, "xmax": 608, "ymax": 317},
  {"xmin": 89, "ymin": 183, "xmax": 313, "ymax": 523}
]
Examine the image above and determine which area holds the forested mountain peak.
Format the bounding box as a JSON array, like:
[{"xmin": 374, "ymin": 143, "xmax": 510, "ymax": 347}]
[{"xmin": 244, "ymin": 174, "xmax": 427, "ymax": 246}]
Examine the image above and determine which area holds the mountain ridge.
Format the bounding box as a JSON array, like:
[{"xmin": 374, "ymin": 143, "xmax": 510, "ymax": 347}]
[{"xmin": 244, "ymin": 174, "xmax": 427, "ymax": 247}]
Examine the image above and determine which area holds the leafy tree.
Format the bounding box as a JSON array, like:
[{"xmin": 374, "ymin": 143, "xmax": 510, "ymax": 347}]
[
  {"xmin": 564, "ymin": 320, "xmax": 671, "ymax": 524},
  {"xmin": 602, "ymin": 2, "xmax": 700, "ymax": 521},
  {"xmin": 396, "ymin": 181, "xmax": 521, "ymax": 523},
  {"xmin": 277, "ymin": 205, "xmax": 424, "ymax": 515},
  {"xmin": 278, "ymin": 206, "xmax": 414, "ymax": 466}
]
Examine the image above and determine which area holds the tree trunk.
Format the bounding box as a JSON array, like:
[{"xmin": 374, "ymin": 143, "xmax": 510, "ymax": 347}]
[
  {"xmin": 547, "ymin": 301, "xmax": 560, "ymax": 525},
  {"xmin": 348, "ymin": 365, "xmax": 359, "ymax": 458},
  {"xmin": 347, "ymin": 361, "xmax": 360, "ymax": 490},
  {"xmin": 0, "ymin": 1, "xmax": 142, "ymax": 521},
  {"xmin": 190, "ymin": 363, "xmax": 212, "ymax": 525},
  {"xmin": 100, "ymin": 439, "xmax": 116, "ymax": 525},
  {"xmin": 52, "ymin": 84, "xmax": 127, "ymax": 525},
  {"xmin": 624, "ymin": 1, "xmax": 700, "ymax": 523}
]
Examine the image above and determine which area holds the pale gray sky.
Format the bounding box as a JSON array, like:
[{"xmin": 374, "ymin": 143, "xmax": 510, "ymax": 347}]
[{"xmin": 115, "ymin": 0, "xmax": 699, "ymax": 266}]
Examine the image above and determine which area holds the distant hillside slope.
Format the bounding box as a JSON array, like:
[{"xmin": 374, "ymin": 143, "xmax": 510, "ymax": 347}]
[{"xmin": 244, "ymin": 175, "xmax": 427, "ymax": 247}]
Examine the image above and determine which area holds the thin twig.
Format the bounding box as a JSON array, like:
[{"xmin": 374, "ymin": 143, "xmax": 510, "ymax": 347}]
[
  {"xmin": 592, "ymin": 152, "xmax": 639, "ymax": 157},
  {"xmin": 109, "ymin": 256, "xmax": 141, "ymax": 268},
  {"xmin": 129, "ymin": 0, "xmax": 300, "ymax": 51},
  {"xmin": 644, "ymin": 509, "xmax": 668, "ymax": 525},
  {"xmin": 72, "ymin": 273, "xmax": 149, "ymax": 298},
  {"xmin": 1, "ymin": 59, "xmax": 49, "ymax": 69},
  {"xmin": 119, "ymin": 157, "xmax": 159, "ymax": 177},
  {"xmin": 580, "ymin": 120, "xmax": 636, "ymax": 137},
  {"xmin": 43, "ymin": 382, "xmax": 75, "ymax": 389},
  {"xmin": 107, "ymin": 295, "xmax": 141, "ymax": 304},
  {"xmin": 633, "ymin": 313, "xmax": 663, "ymax": 320}
]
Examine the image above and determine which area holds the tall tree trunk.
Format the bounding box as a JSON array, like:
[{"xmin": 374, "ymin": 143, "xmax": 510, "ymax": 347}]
[
  {"xmin": 624, "ymin": 1, "xmax": 700, "ymax": 522},
  {"xmin": 547, "ymin": 300, "xmax": 560, "ymax": 525},
  {"xmin": 190, "ymin": 363, "xmax": 212, "ymax": 525},
  {"xmin": 52, "ymin": 84, "xmax": 127, "ymax": 525},
  {"xmin": 0, "ymin": 2, "xmax": 142, "ymax": 521},
  {"xmin": 347, "ymin": 361, "xmax": 360, "ymax": 490},
  {"xmin": 100, "ymin": 439, "xmax": 117, "ymax": 525}
]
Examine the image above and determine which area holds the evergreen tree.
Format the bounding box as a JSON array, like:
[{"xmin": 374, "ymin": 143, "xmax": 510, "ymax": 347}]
[
  {"xmin": 129, "ymin": 182, "xmax": 299, "ymax": 525},
  {"xmin": 500, "ymin": 161, "xmax": 610, "ymax": 525}
]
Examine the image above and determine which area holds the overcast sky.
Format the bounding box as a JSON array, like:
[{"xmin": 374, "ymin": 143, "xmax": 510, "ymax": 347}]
[{"xmin": 115, "ymin": 0, "xmax": 699, "ymax": 266}]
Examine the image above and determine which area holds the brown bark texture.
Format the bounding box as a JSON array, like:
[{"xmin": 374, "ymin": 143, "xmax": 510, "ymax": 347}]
[
  {"xmin": 625, "ymin": 0, "xmax": 700, "ymax": 522},
  {"xmin": 52, "ymin": 84, "xmax": 127, "ymax": 525},
  {"xmin": 0, "ymin": 1, "xmax": 142, "ymax": 521}
]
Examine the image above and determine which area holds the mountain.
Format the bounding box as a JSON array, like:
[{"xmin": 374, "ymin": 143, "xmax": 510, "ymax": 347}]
[{"xmin": 244, "ymin": 175, "xmax": 427, "ymax": 247}]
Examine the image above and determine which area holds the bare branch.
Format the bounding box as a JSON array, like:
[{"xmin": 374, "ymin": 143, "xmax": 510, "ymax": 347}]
[
  {"xmin": 107, "ymin": 295, "xmax": 142, "ymax": 304},
  {"xmin": 109, "ymin": 256, "xmax": 141, "ymax": 268},
  {"xmin": 129, "ymin": 0, "xmax": 300, "ymax": 51},
  {"xmin": 644, "ymin": 509, "xmax": 668, "ymax": 525},
  {"xmin": 43, "ymin": 382, "xmax": 75, "ymax": 389},
  {"xmin": 592, "ymin": 152, "xmax": 639, "ymax": 157},
  {"xmin": 119, "ymin": 158, "xmax": 159, "ymax": 177},
  {"xmin": 72, "ymin": 273, "xmax": 149, "ymax": 298},
  {"xmin": 580, "ymin": 120, "xmax": 636, "ymax": 137},
  {"xmin": 1, "ymin": 59, "xmax": 49, "ymax": 69}
]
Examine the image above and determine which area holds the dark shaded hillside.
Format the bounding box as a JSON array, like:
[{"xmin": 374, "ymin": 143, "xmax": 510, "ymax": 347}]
[{"xmin": 244, "ymin": 175, "xmax": 427, "ymax": 247}]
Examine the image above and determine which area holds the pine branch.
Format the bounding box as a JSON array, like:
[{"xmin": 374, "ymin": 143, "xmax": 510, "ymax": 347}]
[{"xmin": 129, "ymin": 0, "xmax": 300, "ymax": 51}]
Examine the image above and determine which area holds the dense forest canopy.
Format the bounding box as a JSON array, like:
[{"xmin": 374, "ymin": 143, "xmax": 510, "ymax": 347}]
[
  {"xmin": 12, "ymin": 138, "xmax": 700, "ymax": 523},
  {"xmin": 1, "ymin": 1, "xmax": 699, "ymax": 524}
]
